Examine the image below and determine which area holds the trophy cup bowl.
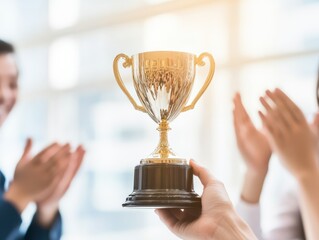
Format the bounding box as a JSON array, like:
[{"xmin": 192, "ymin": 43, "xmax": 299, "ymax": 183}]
[{"xmin": 113, "ymin": 51, "xmax": 215, "ymax": 208}]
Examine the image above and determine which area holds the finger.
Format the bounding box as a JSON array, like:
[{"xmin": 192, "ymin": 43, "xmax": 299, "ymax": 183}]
[
  {"xmin": 233, "ymin": 94, "xmax": 258, "ymax": 144},
  {"xmin": 70, "ymin": 146, "xmax": 85, "ymax": 179},
  {"xmin": 265, "ymin": 90, "xmax": 295, "ymax": 129},
  {"xmin": 274, "ymin": 88, "xmax": 304, "ymax": 123},
  {"xmin": 233, "ymin": 94, "xmax": 247, "ymax": 132},
  {"xmin": 233, "ymin": 93, "xmax": 250, "ymax": 123},
  {"xmin": 261, "ymin": 92, "xmax": 290, "ymax": 131},
  {"xmin": 61, "ymin": 146, "xmax": 85, "ymax": 180},
  {"xmin": 155, "ymin": 209, "xmax": 178, "ymax": 231},
  {"xmin": 46, "ymin": 152, "xmax": 73, "ymax": 192},
  {"xmin": 260, "ymin": 95, "xmax": 283, "ymax": 128},
  {"xmin": 44, "ymin": 144, "xmax": 71, "ymax": 171},
  {"xmin": 56, "ymin": 146, "xmax": 85, "ymax": 196},
  {"xmin": 233, "ymin": 108, "xmax": 241, "ymax": 142},
  {"xmin": 258, "ymin": 111, "xmax": 274, "ymax": 134},
  {"xmin": 260, "ymin": 95, "xmax": 272, "ymax": 112},
  {"xmin": 44, "ymin": 171, "xmax": 64, "ymax": 195},
  {"xmin": 258, "ymin": 110, "xmax": 283, "ymax": 144},
  {"xmin": 47, "ymin": 157, "xmax": 72, "ymax": 193},
  {"xmin": 53, "ymin": 163, "xmax": 77, "ymax": 197},
  {"xmin": 33, "ymin": 143, "xmax": 61, "ymax": 163},
  {"xmin": 58, "ymin": 152, "xmax": 72, "ymax": 173},
  {"xmin": 20, "ymin": 138, "xmax": 33, "ymax": 163},
  {"xmin": 190, "ymin": 160, "xmax": 215, "ymax": 187},
  {"xmin": 260, "ymin": 96, "xmax": 286, "ymax": 134},
  {"xmin": 36, "ymin": 147, "xmax": 72, "ymax": 200}
]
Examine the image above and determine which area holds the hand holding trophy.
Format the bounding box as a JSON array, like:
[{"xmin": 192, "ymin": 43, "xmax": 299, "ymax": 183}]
[{"xmin": 113, "ymin": 51, "xmax": 215, "ymax": 208}]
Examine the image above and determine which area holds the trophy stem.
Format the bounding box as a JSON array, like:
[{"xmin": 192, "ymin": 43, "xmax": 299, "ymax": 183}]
[
  {"xmin": 140, "ymin": 119, "xmax": 186, "ymax": 164},
  {"xmin": 157, "ymin": 120, "xmax": 171, "ymax": 159}
]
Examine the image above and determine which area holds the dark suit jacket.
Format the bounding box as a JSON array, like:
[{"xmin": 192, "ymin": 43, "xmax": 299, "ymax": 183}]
[{"xmin": 0, "ymin": 171, "xmax": 62, "ymax": 240}]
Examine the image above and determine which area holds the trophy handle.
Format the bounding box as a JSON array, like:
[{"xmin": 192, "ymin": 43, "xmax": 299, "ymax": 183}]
[
  {"xmin": 182, "ymin": 52, "xmax": 215, "ymax": 112},
  {"xmin": 113, "ymin": 54, "xmax": 146, "ymax": 112}
]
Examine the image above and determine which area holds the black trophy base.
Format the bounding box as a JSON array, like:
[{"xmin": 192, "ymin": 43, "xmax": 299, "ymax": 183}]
[{"xmin": 123, "ymin": 163, "xmax": 201, "ymax": 208}]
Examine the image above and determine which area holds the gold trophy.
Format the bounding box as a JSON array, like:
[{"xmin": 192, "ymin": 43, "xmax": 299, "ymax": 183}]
[{"xmin": 113, "ymin": 51, "xmax": 215, "ymax": 208}]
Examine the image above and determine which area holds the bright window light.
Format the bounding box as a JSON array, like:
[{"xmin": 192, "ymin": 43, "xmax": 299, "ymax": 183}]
[
  {"xmin": 49, "ymin": 37, "xmax": 78, "ymax": 89},
  {"xmin": 49, "ymin": 0, "xmax": 79, "ymax": 29},
  {"xmin": 145, "ymin": 0, "xmax": 172, "ymax": 4}
]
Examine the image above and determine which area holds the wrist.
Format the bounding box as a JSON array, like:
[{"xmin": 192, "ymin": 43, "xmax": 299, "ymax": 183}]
[
  {"xmin": 296, "ymin": 166, "xmax": 319, "ymax": 187},
  {"xmin": 4, "ymin": 183, "xmax": 30, "ymax": 213},
  {"xmin": 293, "ymin": 156, "xmax": 319, "ymax": 182},
  {"xmin": 246, "ymin": 165, "xmax": 268, "ymax": 176},
  {"xmin": 36, "ymin": 203, "xmax": 59, "ymax": 228},
  {"xmin": 241, "ymin": 169, "xmax": 267, "ymax": 204}
]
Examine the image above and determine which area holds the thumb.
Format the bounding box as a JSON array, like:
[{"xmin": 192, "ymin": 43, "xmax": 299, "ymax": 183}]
[
  {"xmin": 190, "ymin": 160, "xmax": 216, "ymax": 188},
  {"xmin": 20, "ymin": 138, "xmax": 33, "ymax": 163}
]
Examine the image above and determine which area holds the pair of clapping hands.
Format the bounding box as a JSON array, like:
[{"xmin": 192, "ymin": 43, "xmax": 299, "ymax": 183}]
[
  {"xmin": 233, "ymin": 88, "xmax": 319, "ymax": 183},
  {"xmin": 4, "ymin": 140, "xmax": 85, "ymax": 227}
]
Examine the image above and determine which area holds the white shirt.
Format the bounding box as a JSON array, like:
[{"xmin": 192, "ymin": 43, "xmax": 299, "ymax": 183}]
[{"xmin": 237, "ymin": 177, "xmax": 305, "ymax": 240}]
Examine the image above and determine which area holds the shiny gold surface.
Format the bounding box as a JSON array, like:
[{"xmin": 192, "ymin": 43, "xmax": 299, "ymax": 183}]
[
  {"xmin": 113, "ymin": 53, "xmax": 146, "ymax": 113},
  {"xmin": 182, "ymin": 52, "xmax": 215, "ymax": 112},
  {"xmin": 131, "ymin": 51, "xmax": 196, "ymax": 123},
  {"xmin": 141, "ymin": 120, "xmax": 187, "ymax": 164},
  {"xmin": 113, "ymin": 51, "xmax": 215, "ymax": 164}
]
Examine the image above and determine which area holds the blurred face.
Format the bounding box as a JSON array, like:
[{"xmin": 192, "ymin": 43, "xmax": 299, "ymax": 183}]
[{"xmin": 0, "ymin": 53, "xmax": 18, "ymax": 127}]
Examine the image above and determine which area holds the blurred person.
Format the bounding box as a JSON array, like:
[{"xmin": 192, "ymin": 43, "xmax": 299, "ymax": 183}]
[
  {"xmin": 156, "ymin": 160, "xmax": 257, "ymax": 240},
  {"xmin": 0, "ymin": 39, "xmax": 85, "ymax": 240},
  {"xmin": 233, "ymin": 79, "xmax": 319, "ymax": 238}
]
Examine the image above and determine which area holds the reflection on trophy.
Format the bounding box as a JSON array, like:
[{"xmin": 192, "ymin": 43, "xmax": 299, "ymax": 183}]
[{"xmin": 113, "ymin": 51, "xmax": 215, "ymax": 208}]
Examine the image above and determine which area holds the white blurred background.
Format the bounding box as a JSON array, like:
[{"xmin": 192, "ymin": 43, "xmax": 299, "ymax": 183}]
[{"xmin": 0, "ymin": 0, "xmax": 318, "ymax": 239}]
